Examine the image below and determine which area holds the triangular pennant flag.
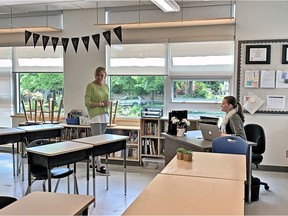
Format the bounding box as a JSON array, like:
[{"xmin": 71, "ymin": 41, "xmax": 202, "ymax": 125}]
[
  {"xmin": 102, "ymin": 30, "xmax": 111, "ymax": 46},
  {"xmin": 92, "ymin": 34, "xmax": 100, "ymax": 50},
  {"xmin": 42, "ymin": 35, "xmax": 50, "ymax": 50},
  {"xmin": 71, "ymin": 38, "xmax": 79, "ymax": 53},
  {"xmin": 113, "ymin": 26, "xmax": 122, "ymax": 43},
  {"xmin": 81, "ymin": 36, "xmax": 90, "ymax": 52},
  {"xmin": 61, "ymin": 38, "xmax": 69, "ymax": 53},
  {"xmin": 51, "ymin": 37, "xmax": 59, "ymax": 52},
  {"xmin": 25, "ymin": 30, "xmax": 32, "ymax": 45},
  {"xmin": 33, "ymin": 33, "xmax": 40, "ymax": 47}
]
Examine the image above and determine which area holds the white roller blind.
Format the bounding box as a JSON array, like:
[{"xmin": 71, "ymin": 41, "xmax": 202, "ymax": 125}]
[
  {"xmin": 107, "ymin": 44, "xmax": 168, "ymax": 76},
  {"xmin": 0, "ymin": 47, "xmax": 12, "ymax": 127},
  {"xmin": 12, "ymin": 46, "xmax": 63, "ymax": 73}
]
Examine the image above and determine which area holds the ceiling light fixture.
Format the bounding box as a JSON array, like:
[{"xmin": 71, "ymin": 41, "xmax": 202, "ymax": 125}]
[{"xmin": 151, "ymin": 0, "xmax": 180, "ymax": 12}]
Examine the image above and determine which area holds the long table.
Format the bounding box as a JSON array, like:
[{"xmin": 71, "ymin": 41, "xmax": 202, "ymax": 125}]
[
  {"xmin": 26, "ymin": 141, "xmax": 92, "ymax": 194},
  {"xmin": 0, "ymin": 192, "xmax": 94, "ymax": 215},
  {"xmin": 164, "ymin": 130, "xmax": 256, "ymax": 204},
  {"xmin": 161, "ymin": 152, "xmax": 246, "ymax": 181},
  {"xmin": 122, "ymin": 174, "xmax": 245, "ymax": 215},
  {"xmin": 73, "ymin": 134, "xmax": 128, "ymax": 206}
]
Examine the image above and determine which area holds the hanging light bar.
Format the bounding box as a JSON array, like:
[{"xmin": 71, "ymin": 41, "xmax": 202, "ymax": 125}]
[{"xmin": 151, "ymin": 0, "xmax": 180, "ymax": 12}]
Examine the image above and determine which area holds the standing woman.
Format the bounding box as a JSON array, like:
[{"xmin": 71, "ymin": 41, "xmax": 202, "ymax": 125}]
[
  {"xmin": 85, "ymin": 66, "xmax": 110, "ymax": 175},
  {"xmin": 220, "ymin": 96, "xmax": 247, "ymax": 140}
]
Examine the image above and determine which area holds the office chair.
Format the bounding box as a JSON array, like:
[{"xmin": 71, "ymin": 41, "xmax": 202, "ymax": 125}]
[
  {"xmin": 212, "ymin": 135, "xmax": 248, "ymax": 155},
  {"xmin": 25, "ymin": 139, "xmax": 79, "ymax": 195},
  {"xmin": 0, "ymin": 196, "xmax": 17, "ymax": 209},
  {"xmin": 244, "ymin": 124, "xmax": 269, "ymax": 190}
]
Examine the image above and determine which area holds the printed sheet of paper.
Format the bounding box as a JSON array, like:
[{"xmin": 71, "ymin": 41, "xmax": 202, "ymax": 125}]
[
  {"xmin": 244, "ymin": 70, "xmax": 260, "ymax": 88},
  {"xmin": 267, "ymin": 95, "xmax": 286, "ymax": 109},
  {"xmin": 260, "ymin": 70, "xmax": 276, "ymax": 88},
  {"xmin": 243, "ymin": 94, "xmax": 264, "ymax": 114},
  {"xmin": 276, "ymin": 70, "xmax": 288, "ymax": 88}
]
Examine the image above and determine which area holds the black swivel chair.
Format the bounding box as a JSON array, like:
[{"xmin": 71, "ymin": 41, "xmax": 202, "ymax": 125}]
[
  {"xmin": 244, "ymin": 124, "xmax": 269, "ymax": 190},
  {"xmin": 25, "ymin": 139, "xmax": 79, "ymax": 195},
  {"xmin": 0, "ymin": 196, "xmax": 17, "ymax": 209}
]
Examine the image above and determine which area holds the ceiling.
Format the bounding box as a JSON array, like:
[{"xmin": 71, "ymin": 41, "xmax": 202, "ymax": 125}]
[{"xmin": 0, "ymin": 0, "xmax": 158, "ymax": 15}]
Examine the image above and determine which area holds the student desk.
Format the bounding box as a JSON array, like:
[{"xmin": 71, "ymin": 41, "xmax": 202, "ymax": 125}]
[
  {"xmin": 73, "ymin": 134, "xmax": 128, "ymax": 206},
  {"xmin": 161, "ymin": 152, "xmax": 246, "ymax": 181},
  {"xmin": 0, "ymin": 191, "xmax": 94, "ymax": 215},
  {"xmin": 122, "ymin": 174, "xmax": 244, "ymax": 215},
  {"xmin": 26, "ymin": 141, "xmax": 92, "ymax": 194},
  {"xmin": 0, "ymin": 128, "xmax": 25, "ymax": 176}
]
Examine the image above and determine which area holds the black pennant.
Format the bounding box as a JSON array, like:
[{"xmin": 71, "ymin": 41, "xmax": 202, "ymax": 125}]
[
  {"xmin": 102, "ymin": 30, "xmax": 111, "ymax": 46},
  {"xmin": 25, "ymin": 30, "xmax": 32, "ymax": 45},
  {"xmin": 51, "ymin": 37, "xmax": 59, "ymax": 52},
  {"xmin": 61, "ymin": 38, "xmax": 69, "ymax": 53},
  {"xmin": 71, "ymin": 38, "xmax": 79, "ymax": 53},
  {"xmin": 92, "ymin": 34, "xmax": 100, "ymax": 50},
  {"xmin": 113, "ymin": 26, "xmax": 122, "ymax": 43},
  {"xmin": 33, "ymin": 33, "xmax": 40, "ymax": 47},
  {"xmin": 42, "ymin": 35, "xmax": 50, "ymax": 50},
  {"xmin": 81, "ymin": 36, "xmax": 90, "ymax": 52}
]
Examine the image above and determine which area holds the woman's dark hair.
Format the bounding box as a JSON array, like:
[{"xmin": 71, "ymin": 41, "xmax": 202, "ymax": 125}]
[{"xmin": 224, "ymin": 96, "xmax": 245, "ymax": 122}]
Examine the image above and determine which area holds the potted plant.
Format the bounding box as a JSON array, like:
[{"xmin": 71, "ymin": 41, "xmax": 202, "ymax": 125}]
[
  {"xmin": 176, "ymin": 147, "xmax": 185, "ymax": 160},
  {"xmin": 183, "ymin": 149, "xmax": 193, "ymax": 162}
]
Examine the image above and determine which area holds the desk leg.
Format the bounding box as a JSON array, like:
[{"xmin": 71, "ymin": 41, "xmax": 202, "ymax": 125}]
[
  {"xmin": 248, "ymin": 146, "xmax": 252, "ymax": 204},
  {"xmin": 21, "ymin": 141, "xmax": 26, "ymax": 181},
  {"xmin": 48, "ymin": 168, "xmax": 52, "ymax": 192},
  {"xmin": 74, "ymin": 163, "xmax": 79, "ymax": 194},
  {"xmin": 26, "ymin": 163, "xmax": 32, "ymax": 195},
  {"xmin": 12, "ymin": 143, "xmax": 15, "ymax": 177},
  {"xmin": 92, "ymin": 156, "xmax": 96, "ymax": 207},
  {"xmin": 124, "ymin": 146, "xmax": 127, "ymax": 195},
  {"xmin": 106, "ymin": 154, "xmax": 109, "ymax": 190},
  {"xmin": 87, "ymin": 157, "xmax": 89, "ymax": 196}
]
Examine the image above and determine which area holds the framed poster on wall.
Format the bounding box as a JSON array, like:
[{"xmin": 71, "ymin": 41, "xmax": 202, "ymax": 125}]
[{"xmin": 245, "ymin": 45, "xmax": 271, "ymax": 64}]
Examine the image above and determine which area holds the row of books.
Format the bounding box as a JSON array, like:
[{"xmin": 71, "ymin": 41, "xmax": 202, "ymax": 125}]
[
  {"xmin": 141, "ymin": 139, "xmax": 158, "ymax": 155},
  {"xmin": 143, "ymin": 122, "xmax": 158, "ymax": 136}
]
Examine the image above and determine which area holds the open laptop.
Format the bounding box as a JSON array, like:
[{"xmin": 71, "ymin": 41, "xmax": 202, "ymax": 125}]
[{"xmin": 199, "ymin": 122, "xmax": 221, "ymax": 141}]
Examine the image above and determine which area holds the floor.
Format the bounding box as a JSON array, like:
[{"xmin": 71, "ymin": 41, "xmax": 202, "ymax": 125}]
[{"xmin": 0, "ymin": 151, "xmax": 288, "ymax": 215}]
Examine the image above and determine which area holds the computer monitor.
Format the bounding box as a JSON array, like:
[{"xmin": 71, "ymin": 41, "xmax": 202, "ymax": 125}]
[
  {"xmin": 168, "ymin": 110, "xmax": 188, "ymax": 135},
  {"xmin": 199, "ymin": 116, "xmax": 219, "ymax": 126}
]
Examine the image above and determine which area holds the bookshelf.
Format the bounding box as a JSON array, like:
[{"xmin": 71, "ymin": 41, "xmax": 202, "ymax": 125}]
[
  {"xmin": 140, "ymin": 117, "xmax": 168, "ymax": 164},
  {"xmin": 106, "ymin": 125, "xmax": 140, "ymax": 163}
]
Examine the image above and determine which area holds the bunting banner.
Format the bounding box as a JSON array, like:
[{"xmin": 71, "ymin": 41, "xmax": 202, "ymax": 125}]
[
  {"xmin": 24, "ymin": 26, "xmax": 123, "ymax": 52},
  {"xmin": 92, "ymin": 34, "xmax": 100, "ymax": 50},
  {"xmin": 25, "ymin": 30, "xmax": 32, "ymax": 45},
  {"xmin": 62, "ymin": 38, "xmax": 69, "ymax": 53},
  {"xmin": 42, "ymin": 35, "xmax": 50, "ymax": 50},
  {"xmin": 81, "ymin": 36, "xmax": 90, "ymax": 52},
  {"xmin": 33, "ymin": 33, "xmax": 40, "ymax": 47},
  {"xmin": 51, "ymin": 37, "xmax": 59, "ymax": 52},
  {"xmin": 113, "ymin": 26, "xmax": 122, "ymax": 43},
  {"xmin": 103, "ymin": 30, "xmax": 111, "ymax": 46},
  {"xmin": 71, "ymin": 38, "xmax": 80, "ymax": 53}
]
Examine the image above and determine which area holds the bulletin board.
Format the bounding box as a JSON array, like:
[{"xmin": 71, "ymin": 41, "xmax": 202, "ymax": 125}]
[{"xmin": 237, "ymin": 39, "xmax": 288, "ymax": 114}]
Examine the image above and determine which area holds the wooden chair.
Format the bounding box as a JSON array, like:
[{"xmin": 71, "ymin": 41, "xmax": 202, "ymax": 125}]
[
  {"xmin": 43, "ymin": 98, "xmax": 63, "ymax": 124},
  {"xmin": 108, "ymin": 100, "xmax": 118, "ymax": 127},
  {"xmin": 21, "ymin": 99, "xmax": 42, "ymax": 125}
]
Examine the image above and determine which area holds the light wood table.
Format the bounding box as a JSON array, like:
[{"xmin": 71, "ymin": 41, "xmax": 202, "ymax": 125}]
[
  {"xmin": 122, "ymin": 174, "xmax": 244, "ymax": 215},
  {"xmin": 161, "ymin": 152, "xmax": 246, "ymax": 181},
  {"xmin": 0, "ymin": 192, "xmax": 94, "ymax": 215},
  {"xmin": 73, "ymin": 134, "xmax": 128, "ymax": 206},
  {"xmin": 26, "ymin": 141, "xmax": 92, "ymax": 194}
]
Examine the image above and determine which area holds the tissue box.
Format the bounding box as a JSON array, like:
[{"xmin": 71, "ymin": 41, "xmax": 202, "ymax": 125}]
[{"xmin": 79, "ymin": 116, "xmax": 90, "ymax": 125}]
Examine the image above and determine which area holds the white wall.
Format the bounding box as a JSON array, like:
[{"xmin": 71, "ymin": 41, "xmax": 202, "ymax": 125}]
[{"xmin": 236, "ymin": 1, "xmax": 288, "ymax": 167}]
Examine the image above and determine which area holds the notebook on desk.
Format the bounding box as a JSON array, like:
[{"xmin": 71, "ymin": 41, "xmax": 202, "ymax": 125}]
[{"xmin": 199, "ymin": 123, "xmax": 221, "ymax": 141}]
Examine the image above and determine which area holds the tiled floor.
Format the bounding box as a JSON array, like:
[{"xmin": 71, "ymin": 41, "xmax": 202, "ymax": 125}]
[{"xmin": 0, "ymin": 151, "xmax": 288, "ymax": 215}]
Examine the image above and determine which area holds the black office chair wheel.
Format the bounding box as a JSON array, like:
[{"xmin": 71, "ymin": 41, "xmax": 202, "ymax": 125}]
[{"xmin": 265, "ymin": 185, "xmax": 269, "ymax": 190}]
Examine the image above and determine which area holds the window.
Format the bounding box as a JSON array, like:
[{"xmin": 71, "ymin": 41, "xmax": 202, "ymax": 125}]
[
  {"xmin": 107, "ymin": 44, "xmax": 166, "ymax": 117},
  {"xmin": 12, "ymin": 46, "xmax": 64, "ymax": 114}
]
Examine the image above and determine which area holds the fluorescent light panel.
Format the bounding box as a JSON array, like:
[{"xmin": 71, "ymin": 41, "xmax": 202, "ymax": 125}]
[{"xmin": 151, "ymin": 0, "xmax": 180, "ymax": 12}]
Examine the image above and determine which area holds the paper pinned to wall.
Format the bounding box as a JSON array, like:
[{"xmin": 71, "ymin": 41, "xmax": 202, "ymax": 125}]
[
  {"xmin": 243, "ymin": 94, "xmax": 264, "ymax": 114},
  {"xmin": 267, "ymin": 95, "xmax": 286, "ymax": 109}
]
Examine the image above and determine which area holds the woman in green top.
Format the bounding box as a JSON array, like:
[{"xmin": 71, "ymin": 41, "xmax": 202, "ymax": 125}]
[{"xmin": 85, "ymin": 66, "xmax": 110, "ymax": 175}]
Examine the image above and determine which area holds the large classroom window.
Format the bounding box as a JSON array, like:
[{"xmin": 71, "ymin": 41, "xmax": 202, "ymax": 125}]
[
  {"xmin": 12, "ymin": 46, "xmax": 64, "ymax": 114},
  {"xmin": 107, "ymin": 44, "xmax": 166, "ymax": 117}
]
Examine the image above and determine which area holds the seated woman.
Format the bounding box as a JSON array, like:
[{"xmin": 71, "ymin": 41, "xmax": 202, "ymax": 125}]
[{"xmin": 220, "ymin": 96, "xmax": 247, "ymax": 140}]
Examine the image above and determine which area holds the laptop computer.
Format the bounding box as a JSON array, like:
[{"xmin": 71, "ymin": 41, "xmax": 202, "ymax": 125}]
[{"xmin": 199, "ymin": 122, "xmax": 221, "ymax": 141}]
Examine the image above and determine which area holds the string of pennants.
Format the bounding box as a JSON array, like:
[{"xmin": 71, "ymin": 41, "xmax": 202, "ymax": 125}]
[{"xmin": 24, "ymin": 26, "xmax": 122, "ymax": 53}]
